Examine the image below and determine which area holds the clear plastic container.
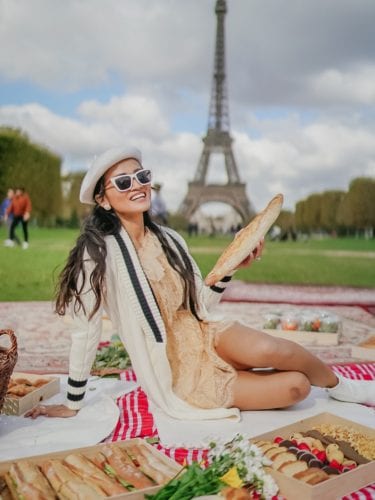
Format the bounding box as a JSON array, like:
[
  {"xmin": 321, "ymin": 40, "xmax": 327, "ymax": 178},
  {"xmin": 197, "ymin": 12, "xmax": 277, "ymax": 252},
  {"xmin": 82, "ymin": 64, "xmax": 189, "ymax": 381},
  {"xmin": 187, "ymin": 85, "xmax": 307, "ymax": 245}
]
[
  {"xmin": 319, "ymin": 313, "xmax": 340, "ymax": 333},
  {"xmin": 299, "ymin": 311, "xmax": 321, "ymax": 332},
  {"xmin": 280, "ymin": 313, "xmax": 300, "ymax": 331},
  {"xmin": 263, "ymin": 313, "xmax": 280, "ymax": 330}
]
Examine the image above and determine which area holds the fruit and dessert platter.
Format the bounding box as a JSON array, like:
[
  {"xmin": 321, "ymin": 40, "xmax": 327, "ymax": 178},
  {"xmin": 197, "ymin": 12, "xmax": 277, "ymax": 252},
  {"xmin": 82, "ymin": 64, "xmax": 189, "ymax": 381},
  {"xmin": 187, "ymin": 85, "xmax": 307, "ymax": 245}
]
[
  {"xmin": 0, "ymin": 442, "xmax": 180, "ymax": 499},
  {"xmin": 253, "ymin": 423, "xmax": 374, "ymax": 486}
]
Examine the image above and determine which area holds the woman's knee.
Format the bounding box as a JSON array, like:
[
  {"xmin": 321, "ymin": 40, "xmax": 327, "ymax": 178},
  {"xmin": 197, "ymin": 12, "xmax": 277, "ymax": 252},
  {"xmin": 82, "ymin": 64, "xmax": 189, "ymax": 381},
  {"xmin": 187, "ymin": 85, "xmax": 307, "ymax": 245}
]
[{"xmin": 288, "ymin": 372, "xmax": 311, "ymax": 403}]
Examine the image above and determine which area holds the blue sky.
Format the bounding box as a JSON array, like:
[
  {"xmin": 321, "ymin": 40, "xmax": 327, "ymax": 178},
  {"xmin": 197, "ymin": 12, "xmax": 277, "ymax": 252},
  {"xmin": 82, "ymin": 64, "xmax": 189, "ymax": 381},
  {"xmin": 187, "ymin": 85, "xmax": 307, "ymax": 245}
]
[{"xmin": 1, "ymin": 0, "xmax": 375, "ymax": 214}]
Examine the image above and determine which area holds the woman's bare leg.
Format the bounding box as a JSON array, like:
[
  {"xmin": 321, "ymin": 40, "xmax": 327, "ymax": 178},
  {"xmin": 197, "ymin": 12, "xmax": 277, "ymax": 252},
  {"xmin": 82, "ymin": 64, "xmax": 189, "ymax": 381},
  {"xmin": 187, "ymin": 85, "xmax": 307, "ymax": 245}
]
[
  {"xmin": 216, "ymin": 322, "xmax": 375, "ymax": 408},
  {"xmin": 231, "ymin": 369, "xmax": 311, "ymax": 410},
  {"xmin": 216, "ymin": 322, "xmax": 338, "ymax": 388}
]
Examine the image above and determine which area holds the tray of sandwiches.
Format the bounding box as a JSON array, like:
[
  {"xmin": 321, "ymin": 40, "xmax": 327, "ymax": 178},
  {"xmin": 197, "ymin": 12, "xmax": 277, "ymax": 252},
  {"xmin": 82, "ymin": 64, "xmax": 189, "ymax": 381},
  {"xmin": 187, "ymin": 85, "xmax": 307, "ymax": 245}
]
[
  {"xmin": 251, "ymin": 412, "xmax": 375, "ymax": 500},
  {"xmin": 0, "ymin": 438, "xmax": 182, "ymax": 499}
]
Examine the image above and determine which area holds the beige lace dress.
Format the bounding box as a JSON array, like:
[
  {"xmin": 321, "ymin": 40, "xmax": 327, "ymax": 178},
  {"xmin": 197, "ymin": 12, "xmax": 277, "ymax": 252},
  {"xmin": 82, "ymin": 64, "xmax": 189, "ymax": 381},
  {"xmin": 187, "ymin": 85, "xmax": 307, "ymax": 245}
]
[{"xmin": 138, "ymin": 230, "xmax": 237, "ymax": 409}]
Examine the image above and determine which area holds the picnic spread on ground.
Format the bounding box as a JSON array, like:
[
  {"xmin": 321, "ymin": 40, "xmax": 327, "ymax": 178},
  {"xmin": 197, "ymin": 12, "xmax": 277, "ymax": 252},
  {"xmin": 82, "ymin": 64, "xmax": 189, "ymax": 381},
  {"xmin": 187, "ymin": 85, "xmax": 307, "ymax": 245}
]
[{"xmin": 1, "ymin": 327, "xmax": 375, "ymax": 499}]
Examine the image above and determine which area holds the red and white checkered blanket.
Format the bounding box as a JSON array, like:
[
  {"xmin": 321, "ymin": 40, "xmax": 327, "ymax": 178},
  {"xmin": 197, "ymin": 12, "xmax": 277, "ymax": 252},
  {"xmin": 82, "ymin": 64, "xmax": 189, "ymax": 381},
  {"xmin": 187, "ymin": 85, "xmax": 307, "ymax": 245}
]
[{"xmin": 107, "ymin": 363, "xmax": 375, "ymax": 500}]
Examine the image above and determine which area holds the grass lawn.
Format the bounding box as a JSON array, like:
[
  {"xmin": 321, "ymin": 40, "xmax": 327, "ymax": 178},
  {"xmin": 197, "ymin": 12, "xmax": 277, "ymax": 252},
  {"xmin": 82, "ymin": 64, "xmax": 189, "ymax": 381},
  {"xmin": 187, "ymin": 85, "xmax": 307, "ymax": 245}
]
[
  {"xmin": 0, "ymin": 226, "xmax": 78, "ymax": 301},
  {"xmin": 0, "ymin": 226, "xmax": 374, "ymax": 301}
]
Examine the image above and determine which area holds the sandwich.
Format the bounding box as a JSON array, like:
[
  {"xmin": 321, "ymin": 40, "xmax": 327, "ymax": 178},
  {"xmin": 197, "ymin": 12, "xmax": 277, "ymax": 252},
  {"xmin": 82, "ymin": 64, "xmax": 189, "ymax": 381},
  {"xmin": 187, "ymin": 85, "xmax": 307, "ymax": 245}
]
[
  {"xmin": 92, "ymin": 444, "xmax": 154, "ymax": 490},
  {"xmin": 62, "ymin": 454, "xmax": 125, "ymax": 497},
  {"xmin": 41, "ymin": 460, "xmax": 105, "ymax": 500},
  {"xmin": 125, "ymin": 443, "xmax": 177, "ymax": 485},
  {"xmin": 0, "ymin": 476, "xmax": 12, "ymax": 500},
  {"xmin": 4, "ymin": 460, "xmax": 56, "ymax": 499}
]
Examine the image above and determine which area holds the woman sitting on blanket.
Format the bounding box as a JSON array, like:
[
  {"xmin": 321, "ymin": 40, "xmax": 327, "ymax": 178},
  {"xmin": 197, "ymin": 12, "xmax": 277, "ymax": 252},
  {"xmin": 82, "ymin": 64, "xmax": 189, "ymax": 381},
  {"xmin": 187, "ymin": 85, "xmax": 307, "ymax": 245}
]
[{"xmin": 26, "ymin": 146, "xmax": 375, "ymax": 419}]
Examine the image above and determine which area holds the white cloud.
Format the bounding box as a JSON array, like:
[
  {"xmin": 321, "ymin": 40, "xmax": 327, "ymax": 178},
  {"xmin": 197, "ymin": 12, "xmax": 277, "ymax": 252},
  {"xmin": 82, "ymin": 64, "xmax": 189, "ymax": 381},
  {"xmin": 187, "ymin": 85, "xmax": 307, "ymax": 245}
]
[
  {"xmin": 1, "ymin": 0, "xmax": 375, "ymax": 218},
  {"xmin": 233, "ymin": 118, "xmax": 375, "ymax": 212},
  {"xmin": 310, "ymin": 65, "xmax": 375, "ymax": 105},
  {"xmin": 2, "ymin": 95, "xmax": 374, "ymax": 214},
  {"xmin": 0, "ymin": 95, "xmax": 202, "ymax": 210},
  {"xmin": 2, "ymin": 0, "xmax": 375, "ymax": 107},
  {"xmin": 0, "ymin": 0, "xmax": 211, "ymax": 91}
]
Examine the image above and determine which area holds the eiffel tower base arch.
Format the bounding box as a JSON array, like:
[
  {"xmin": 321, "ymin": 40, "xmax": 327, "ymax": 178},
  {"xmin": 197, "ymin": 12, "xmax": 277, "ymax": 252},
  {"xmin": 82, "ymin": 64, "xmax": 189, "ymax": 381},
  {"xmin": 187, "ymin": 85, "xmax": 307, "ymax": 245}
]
[{"xmin": 179, "ymin": 182, "xmax": 254, "ymax": 222}]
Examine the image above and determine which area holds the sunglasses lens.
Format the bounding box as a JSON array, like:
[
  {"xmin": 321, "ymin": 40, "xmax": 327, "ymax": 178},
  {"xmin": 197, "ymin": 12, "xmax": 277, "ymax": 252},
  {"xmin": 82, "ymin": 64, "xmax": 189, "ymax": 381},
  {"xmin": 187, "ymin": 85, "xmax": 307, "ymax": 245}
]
[
  {"xmin": 111, "ymin": 169, "xmax": 152, "ymax": 191},
  {"xmin": 114, "ymin": 175, "xmax": 132, "ymax": 191},
  {"xmin": 136, "ymin": 169, "xmax": 152, "ymax": 185}
]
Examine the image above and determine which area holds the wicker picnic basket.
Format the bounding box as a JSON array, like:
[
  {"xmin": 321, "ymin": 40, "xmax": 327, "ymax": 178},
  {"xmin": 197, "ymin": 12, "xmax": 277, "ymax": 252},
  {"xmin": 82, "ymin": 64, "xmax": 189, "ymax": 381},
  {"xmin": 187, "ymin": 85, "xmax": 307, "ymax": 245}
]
[{"xmin": 0, "ymin": 329, "xmax": 18, "ymax": 412}]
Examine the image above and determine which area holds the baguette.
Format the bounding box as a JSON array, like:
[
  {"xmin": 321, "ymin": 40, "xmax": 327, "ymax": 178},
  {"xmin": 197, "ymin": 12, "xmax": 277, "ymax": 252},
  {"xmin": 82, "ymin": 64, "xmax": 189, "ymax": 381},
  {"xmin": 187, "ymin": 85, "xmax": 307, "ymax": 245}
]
[
  {"xmin": 99, "ymin": 445, "xmax": 154, "ymax": 489},
  {"xmin": 41, "ymin": 460, "xmax": 102, "ymax": 500},
  {"xmin": 5, "ymin": 461, "xmax": 56, "ymax": 500},
  {"xmin": 205, "ymin": 193, "xmax": 283, "ymax": 286}
]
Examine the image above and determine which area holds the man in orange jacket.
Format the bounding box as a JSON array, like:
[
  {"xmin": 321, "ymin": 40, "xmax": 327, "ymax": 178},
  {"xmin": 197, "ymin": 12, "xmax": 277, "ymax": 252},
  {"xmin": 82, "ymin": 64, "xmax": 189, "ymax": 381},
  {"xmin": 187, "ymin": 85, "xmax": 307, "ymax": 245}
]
[{"xmin": 5, "ymin": 187, "xmax": 32, "ymax": 249}]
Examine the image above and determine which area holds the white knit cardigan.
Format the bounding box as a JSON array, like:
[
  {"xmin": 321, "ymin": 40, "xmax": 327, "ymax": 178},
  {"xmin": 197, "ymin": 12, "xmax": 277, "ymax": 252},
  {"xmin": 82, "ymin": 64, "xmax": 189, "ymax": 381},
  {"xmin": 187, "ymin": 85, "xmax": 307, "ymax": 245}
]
[{"xmin": 66, "ymin": 226, "xmax": 240, "ymax": 422}]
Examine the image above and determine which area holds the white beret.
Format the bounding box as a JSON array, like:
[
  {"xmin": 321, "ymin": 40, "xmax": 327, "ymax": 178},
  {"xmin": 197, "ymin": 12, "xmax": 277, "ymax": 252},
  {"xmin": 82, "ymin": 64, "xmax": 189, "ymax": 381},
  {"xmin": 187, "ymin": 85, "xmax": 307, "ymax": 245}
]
[{"xmin": 80, "ymin": 146, "xmax": 142, "ymax": 204}]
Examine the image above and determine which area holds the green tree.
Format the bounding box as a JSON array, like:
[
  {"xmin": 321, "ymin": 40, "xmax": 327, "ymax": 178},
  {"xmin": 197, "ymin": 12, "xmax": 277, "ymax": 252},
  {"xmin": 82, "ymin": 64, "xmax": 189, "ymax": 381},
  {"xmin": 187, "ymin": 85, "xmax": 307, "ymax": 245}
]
[
  {"xmin": 295, "ymin": 200, "xmax": 307, "ymax": 232},
  {"xmin": 62, "ymin": 172, "xmax": 90, "ymax": 225},
  {"xmin": 304, "ymin": 193, "xmax": 322, "ymax": 232},
  {"xmin": 320, "ymin": 190, "xmax": 346, "ymax": 232},
  {"xmin": 276, "ymin": 210, "xmax": 295, "ymax": 234},
  {"xmin": 0, "ymin": 127, "xmax": 62, "ymax": 225},
  {"xmin": 344, "ymin": 177, "xmax": 375, "ymax": 236}
]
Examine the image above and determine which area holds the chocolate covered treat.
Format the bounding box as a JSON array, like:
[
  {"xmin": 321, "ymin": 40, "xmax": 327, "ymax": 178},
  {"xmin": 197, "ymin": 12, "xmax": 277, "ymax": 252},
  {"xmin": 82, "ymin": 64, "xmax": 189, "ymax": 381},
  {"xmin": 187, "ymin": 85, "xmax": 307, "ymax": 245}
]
[{"xmin": 307, "ymin": 428, "xmax": 371, "ymax": 463}]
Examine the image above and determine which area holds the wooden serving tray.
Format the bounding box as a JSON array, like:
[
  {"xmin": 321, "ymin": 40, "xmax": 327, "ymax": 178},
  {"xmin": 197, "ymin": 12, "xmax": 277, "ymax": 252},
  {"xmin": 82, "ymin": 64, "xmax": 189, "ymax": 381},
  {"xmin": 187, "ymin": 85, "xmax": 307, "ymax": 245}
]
[
  {"xmin": 262, "ymin": 328, "xmax": 339, "ymax": 346},
  {"xmin": 1, "ymin": 372, "xmax": 60, "ymax": 416}
]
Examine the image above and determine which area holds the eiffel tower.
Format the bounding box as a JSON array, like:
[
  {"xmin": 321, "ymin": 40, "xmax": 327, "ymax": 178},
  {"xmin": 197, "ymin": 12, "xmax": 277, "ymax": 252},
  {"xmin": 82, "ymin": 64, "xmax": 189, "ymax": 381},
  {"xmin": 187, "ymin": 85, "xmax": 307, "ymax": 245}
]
[{"xmin": 179, "ymin": 0, "xmax": 253, "ymax": 222}]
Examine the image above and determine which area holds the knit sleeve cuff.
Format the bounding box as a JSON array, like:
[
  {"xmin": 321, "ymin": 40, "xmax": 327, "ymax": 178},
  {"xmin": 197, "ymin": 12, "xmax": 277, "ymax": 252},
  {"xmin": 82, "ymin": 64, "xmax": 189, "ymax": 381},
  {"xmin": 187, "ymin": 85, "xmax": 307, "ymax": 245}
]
[
  {"xmin": 209, "ymin": 272, "xmax": 234, "ymax": 294},
  {"xmin": 66, "ymin": 377, "xmax": 88, "ymax": 410}
]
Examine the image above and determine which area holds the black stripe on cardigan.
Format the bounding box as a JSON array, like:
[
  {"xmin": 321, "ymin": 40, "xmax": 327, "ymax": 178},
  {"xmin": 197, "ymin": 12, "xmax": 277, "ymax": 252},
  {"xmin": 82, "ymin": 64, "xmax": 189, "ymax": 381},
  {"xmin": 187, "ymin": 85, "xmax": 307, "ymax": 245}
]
[
  {"xmin": 210, "ymin": 274, "xmax": 232, "ymax": 293},
  {"xmin": 114, "ymin": 232, "xmax": 163, "ymax": 343},
  {"xmin": 220, "ymin": 275, "xmax": 232, "ymax": 283}
]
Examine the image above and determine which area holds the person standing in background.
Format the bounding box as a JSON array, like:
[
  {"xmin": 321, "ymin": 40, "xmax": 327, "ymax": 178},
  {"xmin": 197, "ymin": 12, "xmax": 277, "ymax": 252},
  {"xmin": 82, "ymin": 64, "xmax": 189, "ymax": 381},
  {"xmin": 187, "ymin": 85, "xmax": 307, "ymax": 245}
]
[
  {"xmin": 0, "ymin": 188, "xmax": 15, "ymax": 235},
  {"xmin": 5, "ymin": 187, "xmax": 32, "ymax": 249},
  {"xmin": 151, "ymin": 182, "xmax": 168, "ymax": 225}
]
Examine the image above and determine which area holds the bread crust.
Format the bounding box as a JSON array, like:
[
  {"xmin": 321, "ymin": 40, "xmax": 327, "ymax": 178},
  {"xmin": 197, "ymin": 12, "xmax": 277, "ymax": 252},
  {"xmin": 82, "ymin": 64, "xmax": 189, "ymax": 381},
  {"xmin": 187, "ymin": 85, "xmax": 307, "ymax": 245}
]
[{"xmin": 205, "ymin": 193, "xmax": 283, "ymax": 286}]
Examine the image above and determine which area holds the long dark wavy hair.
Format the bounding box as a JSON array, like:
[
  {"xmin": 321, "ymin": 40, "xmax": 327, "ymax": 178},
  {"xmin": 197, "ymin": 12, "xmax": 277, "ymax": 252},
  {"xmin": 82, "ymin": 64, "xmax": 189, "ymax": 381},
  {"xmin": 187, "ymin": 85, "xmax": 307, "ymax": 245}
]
[{"xmin": 55, "ymin": 176, "xmax": 200, "ymax": 320}]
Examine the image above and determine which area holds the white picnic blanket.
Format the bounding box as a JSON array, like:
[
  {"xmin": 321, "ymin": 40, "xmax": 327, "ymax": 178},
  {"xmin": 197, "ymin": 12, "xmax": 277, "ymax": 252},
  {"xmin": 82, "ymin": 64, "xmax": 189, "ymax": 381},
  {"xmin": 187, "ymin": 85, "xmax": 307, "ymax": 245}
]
[
  {"xmin": 152, "ymin": 386, "xmax": 375, "ymax": 448},
  {"xmin": 0, "ymin": 375, "xmax": 139, "ymax": 460}
]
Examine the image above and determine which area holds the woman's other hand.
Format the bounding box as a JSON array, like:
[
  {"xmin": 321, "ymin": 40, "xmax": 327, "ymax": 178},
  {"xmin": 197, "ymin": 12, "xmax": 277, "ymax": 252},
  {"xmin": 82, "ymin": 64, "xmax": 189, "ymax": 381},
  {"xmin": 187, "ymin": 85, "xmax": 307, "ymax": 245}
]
[
  {"xmin": 24, "ymin": 404, "xmax": 78, "ymax": 419},
  {"xmin": 236, "ymin": 237, "xmax": 265, "ymax": 269}
]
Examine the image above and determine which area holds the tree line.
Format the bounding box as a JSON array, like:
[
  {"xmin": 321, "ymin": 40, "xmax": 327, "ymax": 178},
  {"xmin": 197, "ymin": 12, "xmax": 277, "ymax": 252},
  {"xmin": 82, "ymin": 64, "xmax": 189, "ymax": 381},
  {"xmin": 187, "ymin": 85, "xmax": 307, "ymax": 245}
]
[
  {"xmin": 277, "ymin": 178, "xmax": 375, "ymax": 238},
  {"xmin": 1, "ymin": 128, "xmax": 374, "ymax": 236}
]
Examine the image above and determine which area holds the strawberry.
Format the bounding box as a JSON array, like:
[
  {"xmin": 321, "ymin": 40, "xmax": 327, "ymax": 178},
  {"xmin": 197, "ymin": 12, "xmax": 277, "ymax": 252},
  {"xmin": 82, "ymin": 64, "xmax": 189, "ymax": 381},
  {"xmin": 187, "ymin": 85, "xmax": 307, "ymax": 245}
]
[
  {"xmin": 297, "ymin": 442, "xmax": 311, "ymax": 451},
  {"xmin": 315, "ymin": 450, "xmax": 327, "ymax": 462},
  {"xmin": 329, "ymin": 460, "xmax": 343, "ymax": 471}
]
